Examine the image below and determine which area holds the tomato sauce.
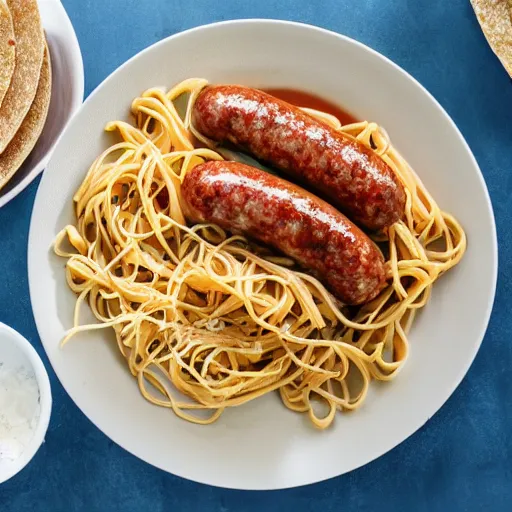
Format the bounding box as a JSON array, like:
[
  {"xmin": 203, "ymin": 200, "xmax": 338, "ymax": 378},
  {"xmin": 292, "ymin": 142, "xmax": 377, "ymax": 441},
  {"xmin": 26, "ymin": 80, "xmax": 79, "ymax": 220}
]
[{"xmin": 263, "ymin": 88, "xmax": 357, "ymax": 125}]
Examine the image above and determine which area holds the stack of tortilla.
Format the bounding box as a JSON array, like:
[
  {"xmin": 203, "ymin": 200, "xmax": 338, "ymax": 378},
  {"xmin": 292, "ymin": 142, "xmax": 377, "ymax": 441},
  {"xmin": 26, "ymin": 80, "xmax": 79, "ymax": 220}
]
[
  {"xmin": 471, "ymin": 0, "xmax": 512, "ymax": 77},
  {"xmin": 0, "ymin": 0, "xmax": 52, "ymax": 193}
]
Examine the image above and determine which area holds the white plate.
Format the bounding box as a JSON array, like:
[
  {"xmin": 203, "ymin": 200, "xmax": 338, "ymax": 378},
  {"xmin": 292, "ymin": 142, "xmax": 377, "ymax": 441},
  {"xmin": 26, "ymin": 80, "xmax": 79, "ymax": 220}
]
[
  {"xmin": 28, "ymin": 20, "xmax": 497, "ymax": 490},
  {"xmin": 0, "ymin": 0, "xmax": 84, "ymax": 208}
]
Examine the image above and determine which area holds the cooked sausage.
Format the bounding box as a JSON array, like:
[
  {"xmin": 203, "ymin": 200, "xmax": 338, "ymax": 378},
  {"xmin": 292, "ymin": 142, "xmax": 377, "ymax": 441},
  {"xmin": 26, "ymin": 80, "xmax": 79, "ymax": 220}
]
[
  {"xmin": 192, "ymin": 85, "xmax": 406, "ymax": 231},
  {"xmin": 181, "ymin": 161, "xmax": 387, "ymax": 305}
]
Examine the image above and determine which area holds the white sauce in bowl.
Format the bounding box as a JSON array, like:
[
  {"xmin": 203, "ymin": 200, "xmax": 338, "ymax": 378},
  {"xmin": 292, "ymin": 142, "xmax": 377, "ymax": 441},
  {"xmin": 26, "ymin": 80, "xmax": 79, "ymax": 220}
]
[{"xmin": 0, "ymin": 362, "xmax": 41, "ymax": 462}]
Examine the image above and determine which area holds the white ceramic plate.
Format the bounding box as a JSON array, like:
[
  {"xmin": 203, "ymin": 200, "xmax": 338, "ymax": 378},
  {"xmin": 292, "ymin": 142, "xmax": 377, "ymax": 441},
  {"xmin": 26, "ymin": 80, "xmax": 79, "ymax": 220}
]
[
  {"xmin": 28, "ymin": 20, "xmax": 497, "ymax": 490},
  {"xmin": 0, "ymin": 0, "xmax": 84, "ymax": 208}
]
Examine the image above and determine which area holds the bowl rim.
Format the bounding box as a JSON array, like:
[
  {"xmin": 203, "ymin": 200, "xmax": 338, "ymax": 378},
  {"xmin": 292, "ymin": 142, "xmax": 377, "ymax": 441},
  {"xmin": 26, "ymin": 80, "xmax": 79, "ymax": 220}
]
[
  {"xmin": 0, "ymin": 323, "xmax": 53, "ymax": 485},
  {"xmin": 0, "ymin": 0, "xmax": 84, "ymax": 209},
  {"xmin": 28, "ymin": 18, "xmax": 498, "ymax": 489}
]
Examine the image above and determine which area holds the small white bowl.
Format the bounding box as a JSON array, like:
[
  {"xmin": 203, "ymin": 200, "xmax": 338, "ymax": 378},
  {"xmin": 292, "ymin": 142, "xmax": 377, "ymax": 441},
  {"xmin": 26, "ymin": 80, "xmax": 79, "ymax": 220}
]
[
  {"xmin": 0, "ymin": 323, "xmax": 52, "ymax": 484},
  {"xmin": 0, "ymin": 0, "xmax": 84, "ymax": 208}
]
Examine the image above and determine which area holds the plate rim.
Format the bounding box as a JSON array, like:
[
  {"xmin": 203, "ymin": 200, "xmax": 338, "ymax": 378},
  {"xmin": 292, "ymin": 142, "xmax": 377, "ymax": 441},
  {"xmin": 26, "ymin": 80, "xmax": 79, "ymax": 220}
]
[{"xmin": 28, "ymin": 18, "xmax": 498, "ymax": 490}]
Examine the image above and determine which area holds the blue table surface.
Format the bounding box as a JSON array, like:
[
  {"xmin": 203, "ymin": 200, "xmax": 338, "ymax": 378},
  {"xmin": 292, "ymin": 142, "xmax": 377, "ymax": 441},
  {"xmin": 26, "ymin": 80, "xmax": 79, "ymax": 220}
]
[{"xmin": 1, "ymin": 0, "xmax": 512, "ymax": 510}]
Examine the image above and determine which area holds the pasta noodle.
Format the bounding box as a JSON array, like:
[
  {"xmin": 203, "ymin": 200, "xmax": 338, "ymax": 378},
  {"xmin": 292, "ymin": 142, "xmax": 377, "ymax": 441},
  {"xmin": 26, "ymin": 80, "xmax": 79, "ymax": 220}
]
[{"xmin": 54, "ymin": 78, "xmax": 466, "ymax": 428}]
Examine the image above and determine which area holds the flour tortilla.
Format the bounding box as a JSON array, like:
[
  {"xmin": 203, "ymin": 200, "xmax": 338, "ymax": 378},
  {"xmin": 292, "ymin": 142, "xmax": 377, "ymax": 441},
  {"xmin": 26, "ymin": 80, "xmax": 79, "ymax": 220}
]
[
  {"xmin": 0, "ymin": 0, "xmax": 44, "ymax": 154},
  {"xmin": 0, "ymin": 46, "xmax": 52, "ymax": 192},
  {"xmin": 0, "ymin": 0, "xmax": 15, "ymax": 108},
  {"xmin": 471, "ymin": 0, "xmax": 512, "ymax": 77}
]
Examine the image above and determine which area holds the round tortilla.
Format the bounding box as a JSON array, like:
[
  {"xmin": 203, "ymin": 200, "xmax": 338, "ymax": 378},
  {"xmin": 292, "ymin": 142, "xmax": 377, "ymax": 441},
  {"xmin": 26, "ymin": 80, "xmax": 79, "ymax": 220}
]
[
  {"xmin": 471, "ymin": 0, "xmax": 512, "ymax": 77},
  {"xmin": 0, "ymin": 0, "xmax": 15, "ymax": 108},
  {"xmin": 0, "ymin": 45, "xmax": 52, "ymax": 192},
  {"xmin": 0, "ymin": 0, "xmax": 44, "ymax": 154}
]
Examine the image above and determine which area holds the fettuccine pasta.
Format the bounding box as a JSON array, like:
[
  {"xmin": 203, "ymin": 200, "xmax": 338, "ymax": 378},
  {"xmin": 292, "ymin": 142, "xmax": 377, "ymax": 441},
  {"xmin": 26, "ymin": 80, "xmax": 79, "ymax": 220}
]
[{"xmin": 54, "ymin": 78, "xmax": 466, "ymax": 428}]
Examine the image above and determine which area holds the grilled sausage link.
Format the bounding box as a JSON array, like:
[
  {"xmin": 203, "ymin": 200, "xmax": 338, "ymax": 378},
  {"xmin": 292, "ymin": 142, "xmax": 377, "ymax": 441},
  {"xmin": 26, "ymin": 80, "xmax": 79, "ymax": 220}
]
[
  {"xmin": 181, "ymin": 160, "xmax": 387, "ymax": 305},
  {"xmin": 192, "ymin": 85, "xmax": 406, "ymax": 231}
]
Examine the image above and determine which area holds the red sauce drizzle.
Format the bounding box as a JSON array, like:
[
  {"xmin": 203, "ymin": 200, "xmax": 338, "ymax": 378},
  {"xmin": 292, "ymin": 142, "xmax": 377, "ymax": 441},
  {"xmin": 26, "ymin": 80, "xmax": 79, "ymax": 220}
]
[{"xmin": 263, "ymin": 88, "xmax": 357, "ymax": 125}]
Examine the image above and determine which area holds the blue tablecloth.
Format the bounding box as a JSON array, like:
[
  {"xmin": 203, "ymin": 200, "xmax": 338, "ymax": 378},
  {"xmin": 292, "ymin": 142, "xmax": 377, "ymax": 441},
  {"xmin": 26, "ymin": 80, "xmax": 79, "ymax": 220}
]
[{"xmin": 1, "ymin": 0, "xmax": 511, "ymax": 510}]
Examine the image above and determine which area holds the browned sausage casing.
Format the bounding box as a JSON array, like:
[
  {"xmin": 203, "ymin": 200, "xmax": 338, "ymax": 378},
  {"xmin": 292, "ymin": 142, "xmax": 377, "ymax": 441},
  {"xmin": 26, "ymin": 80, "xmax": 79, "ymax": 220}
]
[
  {"xmin": 181, "ymin": 161, "xmax": 387, "ymax": 305},
  {"xmin": 192, "ymin": 85, "xmax": 406, "ymax": 231}
]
